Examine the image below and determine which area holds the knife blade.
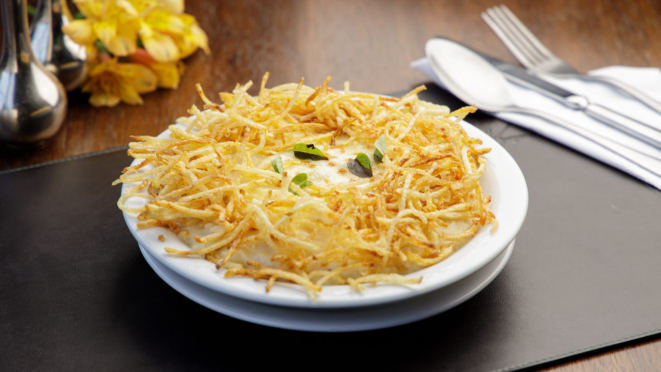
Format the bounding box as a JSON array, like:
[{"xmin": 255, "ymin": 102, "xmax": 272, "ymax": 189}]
[{"xmin": 466, "ymin": 46, "xmax": 661, "ymax": 151}]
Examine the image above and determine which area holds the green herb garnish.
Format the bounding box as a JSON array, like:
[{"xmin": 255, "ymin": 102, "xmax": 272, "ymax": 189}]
[
  {"xmin": 347, "ymin": 153, "xmax": 373, "ymax": 178},
  {"xmin": 271, "ymin": 155, "xmax": 284, "ymax": 174},
  {"xmin": 289, "ymin": 173, "xmax": 313, "ymax": 195},
  {"xmin": 94, "ymin": 40, "xmax": 108, "ymax": 54},
  {"xmin": 293, "ymin": 143, "xmax": 328, "ymax": 161},
  {"xmin": 374, "ymin": 134, "xmax": 386, "ymax": 162}
]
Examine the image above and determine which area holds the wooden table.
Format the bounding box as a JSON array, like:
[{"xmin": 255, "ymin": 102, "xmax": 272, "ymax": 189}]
[{"xmin": 2, "ymin": 0, "xmax": 660, "ymax": 370}]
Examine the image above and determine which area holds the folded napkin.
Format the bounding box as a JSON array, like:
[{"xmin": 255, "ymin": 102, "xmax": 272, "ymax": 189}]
[{"xmin": 411, "ymin": 58, "xmax": 661, "ymax": 190}]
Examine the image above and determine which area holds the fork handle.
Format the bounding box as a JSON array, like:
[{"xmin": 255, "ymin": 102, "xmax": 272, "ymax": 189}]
[
  {"xmin": 578, "ymin": 74, "xmax": 661, "ymax": 123},
  {"xmin": 511, "ymin": 107, "xmax": 661, "ymax": 179}
]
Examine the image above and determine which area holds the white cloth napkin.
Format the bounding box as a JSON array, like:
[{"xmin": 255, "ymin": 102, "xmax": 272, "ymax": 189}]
[{"xmin": 411, "ymin": 58, "xmax": 661, "ymax": 190}]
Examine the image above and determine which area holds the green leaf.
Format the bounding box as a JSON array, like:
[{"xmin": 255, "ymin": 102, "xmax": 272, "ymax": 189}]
[
  {"xmin": 374, "ymin": 134, "xmax": 386, "ymax": 162},
  {"xmin": 271, "ymin": 155, "xmax": 284, "ymax": 174},
  {"xmin": 73, "ymin": 12, "xmax": 85, "ymax": 20},
  {"xmin": 289, "ymin": 173, "xmax": 312, "ymax": 195},
  {"xmin": 27, "ymin": 4, "xmax": 36, "ymax": 16},
  {"xmin": 291, "ymin": 173, "xmax": 309, "ymax": 185},
  {"xmin": 293, "ymin": 143, "xmax": 328, "ymax": 161},
  {"xmin": 347, "ymin": 153, "xmax": 373, "ymax": 178},
  {"xmin": 356, "ymin": 153, "xmax": 371, "ymax": 170},
  {"xmin": 94, "ymin": 40, "xmax": 108, "ymax": 54}
]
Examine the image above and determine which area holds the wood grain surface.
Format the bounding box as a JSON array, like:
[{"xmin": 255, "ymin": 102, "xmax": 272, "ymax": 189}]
[{"xmin": 2, "ymin": 0, "xmax": 661, "ymax": 370}]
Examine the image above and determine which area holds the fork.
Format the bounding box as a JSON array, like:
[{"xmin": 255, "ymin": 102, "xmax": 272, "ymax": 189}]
[{"xmin": 481, "ymin": 4, "xmax": 661, "ymax": 119}]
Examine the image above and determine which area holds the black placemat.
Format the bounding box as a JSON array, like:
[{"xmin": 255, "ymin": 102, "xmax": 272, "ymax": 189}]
[{"xmin": 1, "ymin": 85, "xmax": 661, "ymax": 372}]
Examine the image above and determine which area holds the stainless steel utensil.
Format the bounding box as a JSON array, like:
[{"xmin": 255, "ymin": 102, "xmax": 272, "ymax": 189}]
[
  {"xmin": 30, "ymin": 0, "xmax": 87, "ymax": 91},
  {"xmin": 482, "ymin": 4, "xmax": 661, "ymax": 117},
  {"xmin": 425, "ymin": 38, "xmax": 661, "ymax": 178},
  {"xmin": 430, "ymin": 37, "xmax": 661, "ymax": 152},
  {"xmin": 0, "ymin": 0, "xmax": 67, "ymax": 146}
]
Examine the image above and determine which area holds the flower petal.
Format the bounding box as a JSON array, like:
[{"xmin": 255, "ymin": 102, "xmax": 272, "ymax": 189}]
[
  {"xmin": 175, "ymin": 15, "xmax": 210, "ymax": 56},
  {"xmin": 87, "ymin": 60, "xmax": 112, "ymax": 77},
  {"xmin": 189, "ymin": 22, "xmax": 210, "ymax": 54},
  {"xmin": 114, "ymin": 64, "xmax": 158, "ymax": 93},
  {"xmin": 93, "ymin": 21, "xmax": 117, "ymax": 47},
  {"xmin": 75, "ymin": 1, "xmax": 105, "ymax": 20},
  {"xmin": 127, "ymin": 48, "xmax": 157, "ymax": 65},
  {"xmin": 105, "ymin": 26, "xmax": 138, "ymax": 56},
  {"xmin": 172, "ymin": 34, "xmax": 197, "ymax": 59},
  {"xmin": 155, "ymin": 0, "xmax": 184, "ymax": 14},
  {"xmin": 85, "ymin": 45, "xmax": 99, "ymax": 63},
  {"xmin": 148, "ymin": 61, "xmax": 181, "ymax": 89},
  {"xmin": 89, "ymin": 92, "xmax": 121, "ymax": 107},
  {"xmin": 178, "ymin": 14, "xmax": 196, "ymax": 27},
  {"xmin": 62, "ymin": 20, "xmax": 96, "ymax": 45},
  {"xmin": 118, "ymin": 83, "xmax": 144, "ymax": 105},
  {"xmin": 141, "ymin": 32, "xmax": 179, "ymax": 62},
  {"xmin": 114, "ymin": 0, "xmax": 139, "ymax": 16},
  {"xmin": 144, "ymin": 11, "xmax": 187, "ymax": 34}
]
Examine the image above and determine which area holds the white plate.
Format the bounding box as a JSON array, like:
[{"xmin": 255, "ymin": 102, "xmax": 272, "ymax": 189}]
[
  {"xmin": 140, "ymin": 239, "xmax": 515, "ymax": 332},
  {"xmin": 122, "ymin": 120, "xmax": 528, "ymax": 308}
]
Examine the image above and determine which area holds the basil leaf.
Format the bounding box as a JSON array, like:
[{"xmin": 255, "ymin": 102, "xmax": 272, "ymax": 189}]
[
  {"xmin": 271, "ymin": 155, "xmax": 284, "ymax": 174},
  {"xmin": 291, "ymin": 173, "xmax": 309, "ymax": 185},
  {"xmin": 293, "ymin": 143, "xmax": 328, "ymax": 161},
  {"xmin": 289, "ymin": 173, "xmax": 312, "ymax": 195},
  {"xmin": 374, "ymin": 134, "xmax": 386, "ymax": 162},
  {"xmin": 356, "ymin": 153, "xmax": 371, "ymax": 170},
  {"xmin": 347, "ymin": 153, "xmax": 373, "ymax": 178}
]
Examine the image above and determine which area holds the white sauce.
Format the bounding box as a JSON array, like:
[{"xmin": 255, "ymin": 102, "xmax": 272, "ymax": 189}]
[{"xmin": 282, "ymin": 142, "xmax": 375, "ymax": 186}]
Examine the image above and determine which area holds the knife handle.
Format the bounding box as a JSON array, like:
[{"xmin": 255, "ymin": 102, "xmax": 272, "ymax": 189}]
[
  {"xmin": 512, "ymin": 107, "xmax": 661, "ymax": 179},
  {"xmin": 581, "ymin": 102, "xmax": 661, "ymax": 151},
  {"xmin": 578, "ymin": 75, "xmax": 661, "ymax": 122}
]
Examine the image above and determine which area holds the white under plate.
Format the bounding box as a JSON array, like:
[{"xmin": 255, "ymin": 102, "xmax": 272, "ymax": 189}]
[
  {"xmin": 123, "ymin": 120, "xmax": 528, "ymax": 308},
  {"xmin": 140, "ymin": 239, "xmax": 514, "ymax": 332}
]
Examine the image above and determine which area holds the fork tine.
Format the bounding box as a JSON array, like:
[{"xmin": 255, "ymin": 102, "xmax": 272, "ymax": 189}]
[
  {"xmin": 482, "ymin": 9, "xmax": 541, "ymax": 68},
  {"xmin": 487, "ymin": 7, "xmax": 546, "ymax": 66},
  {"xmin": 498, "ymin": 5, "xmax": 557, "ymax": 61}
]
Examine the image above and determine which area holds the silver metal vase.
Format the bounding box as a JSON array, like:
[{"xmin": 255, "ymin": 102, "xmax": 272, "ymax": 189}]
[
  {"xmin": 31, "ymin": 0, "xmax": 87, "ymax": 91},
  {"xmin": 0, "ymin": 0, "xmax": 68, "ymax": 146}
]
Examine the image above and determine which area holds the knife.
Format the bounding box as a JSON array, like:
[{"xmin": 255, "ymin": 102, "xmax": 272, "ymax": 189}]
[{"xmin": 465, "ymin": 47, "xmax": 661, "ymax": 150}]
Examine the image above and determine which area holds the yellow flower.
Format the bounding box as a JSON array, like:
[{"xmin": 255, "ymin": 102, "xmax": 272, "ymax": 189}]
[
  {"xmin": 129, "ymin": 48, "xmax": 184, "ymax": 89},
  {"xmin": 62, "ymin": 0, "xmax": 209, "ymax": 63},
  {"xmin": 63, "ymin": 0, "xmax": 141, "ymax": 57},
  {"xmin": 82, "ymin": 58, "xmax": 157, "ymax": 107}
]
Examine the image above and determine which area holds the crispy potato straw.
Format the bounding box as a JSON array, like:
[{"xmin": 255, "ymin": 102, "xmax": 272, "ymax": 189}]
[{"xmin": 115, "ymin": 74, "xmax": 497, "ymax": 299}]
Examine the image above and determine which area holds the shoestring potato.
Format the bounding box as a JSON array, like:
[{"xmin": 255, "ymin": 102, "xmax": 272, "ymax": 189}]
[{"xmin": 115, "ymin": 74, "xmax": 497, "ymax": 300}]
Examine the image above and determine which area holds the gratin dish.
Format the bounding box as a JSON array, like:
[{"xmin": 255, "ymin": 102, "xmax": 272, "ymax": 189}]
[{"xmin": 121, "ymin": 119, "xmax": 528, "ymax": 309}]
